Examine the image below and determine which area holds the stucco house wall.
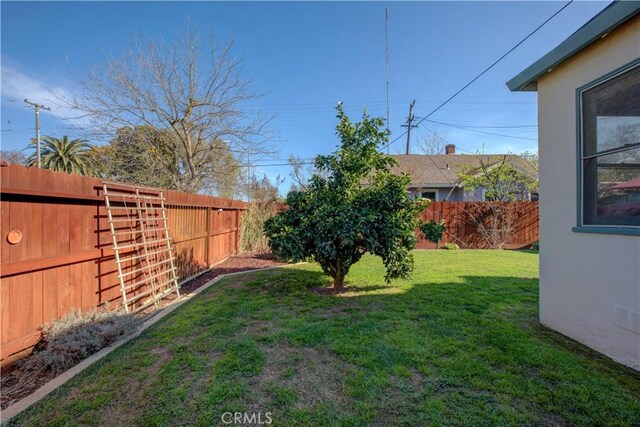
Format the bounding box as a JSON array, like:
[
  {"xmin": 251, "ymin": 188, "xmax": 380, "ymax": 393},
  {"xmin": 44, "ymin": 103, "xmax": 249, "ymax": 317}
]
[
  {"xmin": 447, "ymin": 187, "xmax": 466, "ymax": 201},
  {"xmin": 536, "ymin": 15, "xmax": 640, "ymax": 369}
]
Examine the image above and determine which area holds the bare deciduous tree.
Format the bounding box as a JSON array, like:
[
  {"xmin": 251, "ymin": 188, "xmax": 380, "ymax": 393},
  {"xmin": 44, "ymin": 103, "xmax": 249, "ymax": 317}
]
[
  {"xmin": 288, "ymin": 155, "xmax": 312, "ymax": 191},
  {"xmin": 458, "ymin": 154, "xmax": 539, "ymax": 248},
  {"xmin": 463, "ymin": 202, "xmax": 521, "ymax": 249},
  {"xmin": 68, "ymin": 25, "xmax": 272, "ymax": 193},
  {"xmin": 419, "ymin": 130, "xmax": 447, "ymax": 155},
  {"xmin": 0, "ymin": 149, "xmax": 27, "ymax": 165}
]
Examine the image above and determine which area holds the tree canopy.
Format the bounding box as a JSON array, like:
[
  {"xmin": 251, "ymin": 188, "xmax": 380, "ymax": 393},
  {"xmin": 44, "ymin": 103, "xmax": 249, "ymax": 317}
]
[
  {"xmin": 0, "ymin": 150, "xmax": 27, "ymax": 165},
  {"xmin": 458, "ymin": 155, "xmax": 538, "ymax": 202},
  {"xmin": 95, "ymin": 126, "xmax": 175, "ymax": 188},
  {"xmin": 264, "ymin": 105, "xmax": 425, "ymax": 290},
  {"xmin": 67, "ymin": 25, "xmax": 271, "ymax": 193},
  {"xmin": 26, "ymin": 136, "xmax": 98, "ymax": 176},
  {"xmin": 96, "ymin": 126, "xmax": 241, "ymax": 197}
]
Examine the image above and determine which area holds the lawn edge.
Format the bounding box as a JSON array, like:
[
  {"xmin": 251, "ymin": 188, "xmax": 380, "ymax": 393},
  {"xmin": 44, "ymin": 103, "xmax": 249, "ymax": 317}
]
[
  {"xmin": 177, "ymin": 255, "xmax": 229, "ymax": 286},
  {"xmin": 0, "ymin": 263, "xmax": 296, "ymax": 425}
]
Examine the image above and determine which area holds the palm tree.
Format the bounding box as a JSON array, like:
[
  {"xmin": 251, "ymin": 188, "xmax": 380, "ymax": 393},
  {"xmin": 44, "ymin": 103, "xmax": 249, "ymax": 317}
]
[{"xmin": 27, "ymin": 136, "xmax": 98, "ymax": 176}]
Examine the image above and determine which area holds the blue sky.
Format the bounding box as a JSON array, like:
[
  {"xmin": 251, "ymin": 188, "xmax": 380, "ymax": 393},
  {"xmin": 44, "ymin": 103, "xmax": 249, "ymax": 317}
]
[{"xmin": 1, "ymin": 1, "xmax": 609, "ymax": 190}]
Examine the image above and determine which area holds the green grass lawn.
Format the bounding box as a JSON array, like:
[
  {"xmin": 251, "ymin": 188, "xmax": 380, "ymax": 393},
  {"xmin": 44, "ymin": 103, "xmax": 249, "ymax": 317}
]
[{"xmin": 9, "ymin": 251, "xmax": 640, "ymax": 426}]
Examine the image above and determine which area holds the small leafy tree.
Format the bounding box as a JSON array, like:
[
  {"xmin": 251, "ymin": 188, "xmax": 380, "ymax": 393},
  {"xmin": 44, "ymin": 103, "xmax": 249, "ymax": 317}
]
[
  {"xmin": 94, "ymin": 126, "xmax": 176, "ymax": 188},
  {"xmin": 96, "ymin": 126, "xmax": 241, "ymax": 197},
  {"xmin": 458, "ymin": 155, "xmax": 537, "ymax": 202},
  {"xmin": 420, "ymin": 220, "xmax": 446, "ymax": 249},
  {"xmin": 264, "ymin": 105, "xmax": 425, "ymax": 290}
]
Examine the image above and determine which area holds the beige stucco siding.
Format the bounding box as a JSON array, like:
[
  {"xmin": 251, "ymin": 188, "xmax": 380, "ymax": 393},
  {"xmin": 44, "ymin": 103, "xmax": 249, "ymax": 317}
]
[{"xmin": 536, "ymin": 15, "xmax": 640, "ymax": 369}]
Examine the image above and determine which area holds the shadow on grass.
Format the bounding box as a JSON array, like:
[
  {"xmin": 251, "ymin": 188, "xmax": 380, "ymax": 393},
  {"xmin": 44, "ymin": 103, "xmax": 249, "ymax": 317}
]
[
  {"xmin": 524, "ymin": 316, "xmax": 640, "ymax": 389},
  {"xmin": 240, "ymin": 267, "xmax": 640, "ymax": 387},
  {"xmin": 9, "ymin": 261, "xmax": 640, "ymax": 427}
]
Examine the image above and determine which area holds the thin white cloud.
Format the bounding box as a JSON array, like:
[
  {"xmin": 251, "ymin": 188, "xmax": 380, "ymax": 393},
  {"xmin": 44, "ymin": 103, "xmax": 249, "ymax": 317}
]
[{"xmin": 1, "ymin": 59, "xmax": 90, "ymax": 127}]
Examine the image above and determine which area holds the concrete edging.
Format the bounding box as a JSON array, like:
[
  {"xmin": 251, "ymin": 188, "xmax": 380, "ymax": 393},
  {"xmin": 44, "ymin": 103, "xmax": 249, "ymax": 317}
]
[{"xmin": 1, "ymin": 265, "xmax": 287, "ymax": 424}]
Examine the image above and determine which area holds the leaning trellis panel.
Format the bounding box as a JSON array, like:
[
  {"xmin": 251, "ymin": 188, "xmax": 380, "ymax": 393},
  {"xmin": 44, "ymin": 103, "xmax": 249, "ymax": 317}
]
[{"xmin": 103, "ymin": 182, "xmax": 180, "ymax": 313}]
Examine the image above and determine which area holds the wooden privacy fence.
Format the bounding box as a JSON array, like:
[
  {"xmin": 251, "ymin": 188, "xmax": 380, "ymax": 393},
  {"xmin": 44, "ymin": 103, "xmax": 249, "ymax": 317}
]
[
  {"xmin": 416, "ymin": 201, "xmax": 539, "ymax": 249},
  {"xmin": 0, "ymin": 165, "xmax": 247, "ymax": 363}
]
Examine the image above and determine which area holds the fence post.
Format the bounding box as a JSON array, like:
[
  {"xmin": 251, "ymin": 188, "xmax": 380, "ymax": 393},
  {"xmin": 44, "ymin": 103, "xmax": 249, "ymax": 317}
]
[
  {"xmin": 235, "ymin": 209, "xmax": 240, "ymax": 254},
  {"xmin": 205, "ymin": 207, "xmax": 211, "ymax": 266}
]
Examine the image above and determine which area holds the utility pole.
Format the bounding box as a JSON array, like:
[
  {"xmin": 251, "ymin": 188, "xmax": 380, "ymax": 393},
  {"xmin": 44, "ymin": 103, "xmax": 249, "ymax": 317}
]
[
  {"xmin": 24, "ymin": 99, "xmax": 51, "ymax": 168},
  {"xmin": 401, "ymin": 100, "xmax": 417, "ymax": 155}
]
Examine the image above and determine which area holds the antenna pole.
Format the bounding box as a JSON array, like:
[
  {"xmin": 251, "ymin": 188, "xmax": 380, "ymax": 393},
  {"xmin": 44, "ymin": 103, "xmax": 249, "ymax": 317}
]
[
  {"xmin": 24, "ymin": 99, "xmax": 51, "ymax": 168},
  {"xmin": 385, "ymin": 7, "xmax": 390, "ymax": 154}
]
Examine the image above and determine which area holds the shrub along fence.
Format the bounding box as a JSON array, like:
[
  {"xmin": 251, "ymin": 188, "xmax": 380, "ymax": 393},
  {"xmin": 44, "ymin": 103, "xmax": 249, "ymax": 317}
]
[
  {"xmin": 416, "ymin": 201, "xmax": 538, "ymax": 249},
  {"xmin": 0, "ymin": 164, "xmax": 247, "ymax": 364}
]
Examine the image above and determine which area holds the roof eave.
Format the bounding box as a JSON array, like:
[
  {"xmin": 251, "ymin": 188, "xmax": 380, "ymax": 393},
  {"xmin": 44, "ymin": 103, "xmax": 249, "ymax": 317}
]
[
  {"xmin": 408, "ymin": 183, "xmax": 459, "ymax": 188},
  {"xmin": 507, "ymin": 80, "xmax": 538, "ymax": 92},
  {"xmin": 507, "ymin": 1, "xmax": 640, "ymax": 92}
]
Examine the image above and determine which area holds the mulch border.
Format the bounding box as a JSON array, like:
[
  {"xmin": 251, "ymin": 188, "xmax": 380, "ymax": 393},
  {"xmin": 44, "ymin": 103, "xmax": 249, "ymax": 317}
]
[{"xmin": 0, "ymin": 264, "xmax": 292, "ymax": 425}]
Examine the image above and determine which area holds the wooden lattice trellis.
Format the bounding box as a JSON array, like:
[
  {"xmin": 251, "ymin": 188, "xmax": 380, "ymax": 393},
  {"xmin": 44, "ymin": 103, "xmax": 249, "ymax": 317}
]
[{"xmin": 103, "ymin": 182, "xmax": 180, "ymax": 313}]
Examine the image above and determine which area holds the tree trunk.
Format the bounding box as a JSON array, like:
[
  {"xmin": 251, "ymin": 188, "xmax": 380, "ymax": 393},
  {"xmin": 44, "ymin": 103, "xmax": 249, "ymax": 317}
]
[{"xmin": 332, "ymin": 255, "xmax": 345, "ymax": 291}]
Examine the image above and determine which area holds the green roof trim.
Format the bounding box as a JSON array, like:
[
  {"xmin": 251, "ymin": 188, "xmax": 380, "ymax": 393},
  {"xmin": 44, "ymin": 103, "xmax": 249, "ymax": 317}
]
[{"xmin": 507, "ymin": 1, "xmax": 640, "ymax": 92}]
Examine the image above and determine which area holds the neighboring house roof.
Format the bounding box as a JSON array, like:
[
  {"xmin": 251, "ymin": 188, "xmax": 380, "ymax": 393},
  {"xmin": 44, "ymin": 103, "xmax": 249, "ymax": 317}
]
[
  {"xmin": 507, "ymin": 1, "xmax": 640, "ymax": 92},
  {"xmin": 389, "ymin": 154, "xmax": 532, "ymax": 187}
]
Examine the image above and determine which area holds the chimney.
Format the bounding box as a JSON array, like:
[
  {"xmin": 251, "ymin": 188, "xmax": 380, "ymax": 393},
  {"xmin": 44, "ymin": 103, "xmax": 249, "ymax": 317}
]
[{"xmin": 445, "ymin": 144, "xmax": 456, "ymax": 155}]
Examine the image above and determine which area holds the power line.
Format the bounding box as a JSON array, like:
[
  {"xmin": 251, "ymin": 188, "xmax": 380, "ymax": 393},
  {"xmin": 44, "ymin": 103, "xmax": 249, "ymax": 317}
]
[
  {"xmin": 381, "ymin": 0, "xmax": 573, "ymax": 151},
  {"xmin": 422, "ymin": 118, "xmax": 538, "ymax": 141},
  {"xmin": 417, "ymin": 117, "xmax": 537, "ymax": 128},
  {"xmin": 1, "ymin": 127, "xmax": 36, "ymax": 132},
  {"xmin": 242, "ymin": 99, "xmax": 535, "ymax": 110},
  {"xmin": 257, "ymin": 104, "xmax": 536, "ymax": 114},
  {"xmin": 435, "ymin": 123, "xmax": 537, "ymax": 129},
  {"xmin": 455, "ymin": 147, "xmax": 478, "ymax": 155},
  {"xmin": 245, "ymin": 161, "xmax": 315, "ymax": 168},
  {"xmin": 247, "ymin": 157, "xmax": 316, "ymax": 164},
  {"xmin": 422, "ymin": 127, "xmax": 477, "ymax": 154},
  {"xmin": 415, "ymin": 99, "xmax": 534, "ymax": 105}
]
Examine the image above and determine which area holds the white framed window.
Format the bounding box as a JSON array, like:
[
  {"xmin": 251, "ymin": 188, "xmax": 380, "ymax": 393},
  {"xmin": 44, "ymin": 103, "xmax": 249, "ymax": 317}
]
[{"xmin": 578, "ymin": 60, "xmax": 640, "ymax": 228}]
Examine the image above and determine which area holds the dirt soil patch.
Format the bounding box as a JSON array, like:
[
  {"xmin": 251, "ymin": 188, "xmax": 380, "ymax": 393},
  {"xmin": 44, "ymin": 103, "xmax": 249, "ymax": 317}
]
[
  {"xmin": 309, "ymin": 285, "xmax": 353, "ymax": 295},
  {"xmin": 180, "ymin": 252, "xmax": 285, "ymax": 295},
  {"xmin": 0, "ymin": 252, "xmax": 285, "ymax": 411}
]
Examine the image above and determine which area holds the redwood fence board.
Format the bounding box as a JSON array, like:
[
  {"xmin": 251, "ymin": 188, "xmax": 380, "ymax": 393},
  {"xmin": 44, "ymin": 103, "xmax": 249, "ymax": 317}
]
[
  {"xmin": 416, "ymin": 201, "xmax": 539, "ymax": 249},
  {"xmin": 0, "ymin": 164, "xmax": 539, "ymax": 363},
  {"xmin": 0, "ymin": 165, "xmax": 247, "ymax": 363}
]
